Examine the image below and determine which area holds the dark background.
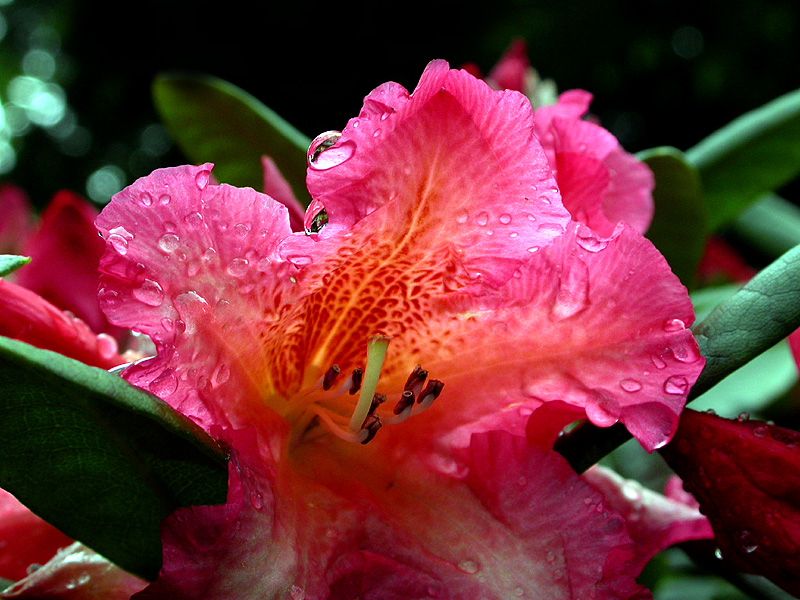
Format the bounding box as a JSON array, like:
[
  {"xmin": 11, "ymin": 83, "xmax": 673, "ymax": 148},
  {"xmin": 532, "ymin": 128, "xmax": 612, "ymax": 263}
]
[{"xmin": 2, "ymin": 0, "xmax": 798, "ymax": 208}]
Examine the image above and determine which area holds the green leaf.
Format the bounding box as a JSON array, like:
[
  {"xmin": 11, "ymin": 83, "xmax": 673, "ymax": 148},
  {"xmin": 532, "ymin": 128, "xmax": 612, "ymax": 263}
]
[
  {"xmin": 0, "ymin": 255, "xmax": 30, "ymax": 277},
  {"xmin": 689, "ymin": 285, "xmax": 797, "ymax": 415},
  {"xmin": 639, "ymin": 147, "xmax": 708, "ymax": 288},
  {"xmin": 685, "ymin": 86, "xmax": 800, "ymax": 232},
  {"xmin": 556, "ymin": 242, "xmax": 800, "ymax": 472},
  {"xmin": 153, "ymin": 74, "xmax": 312, "ymax": 207},
  {"xmin": 0, "ymin": 336, "xmax": 228, "ymax": 580}
]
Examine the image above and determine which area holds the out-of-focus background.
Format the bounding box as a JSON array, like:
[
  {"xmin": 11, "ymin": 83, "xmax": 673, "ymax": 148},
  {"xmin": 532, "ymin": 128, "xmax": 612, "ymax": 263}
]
[{"xmin": 0, "ymin": 0, "xmax": 797, "ymax": 207}]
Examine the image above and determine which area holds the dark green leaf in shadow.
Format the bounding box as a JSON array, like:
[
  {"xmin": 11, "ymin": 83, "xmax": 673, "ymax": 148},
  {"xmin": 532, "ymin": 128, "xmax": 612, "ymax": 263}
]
[
  {"xmin": 556, "ymin": 242, "xmax": 800, "ymax": 473},
  {"xmin": 153, "ymin": 74, "xmax": 311, "ymax": 207},
  {"xmin": 0, "ymin": 255, "xmax": 30, "ymax": 277},
  {"xmin": 729, "ymin": 193, "xmax": 800, "ymax": 260},
  {"xmin": 0, "ymin": 336, "xmax": 229, "ymax": 581},
  {"xmin": 685, "ymin": 87, "xmax": 800, "ymax": 232},
  {"xmin": 639, "ymin": 147, "xmax": 708, "ymax": 288}
]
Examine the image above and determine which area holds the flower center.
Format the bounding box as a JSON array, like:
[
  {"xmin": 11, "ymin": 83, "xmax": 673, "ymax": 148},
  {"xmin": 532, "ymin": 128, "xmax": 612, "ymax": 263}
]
[{"xmin": 290, "ymin": 335, "xmax": 444, "ymax": 446}]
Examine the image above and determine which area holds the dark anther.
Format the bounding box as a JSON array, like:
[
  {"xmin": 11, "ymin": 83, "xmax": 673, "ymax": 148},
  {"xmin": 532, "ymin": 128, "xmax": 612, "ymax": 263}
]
[
  {"xmin": 360, "ymin": 414, "xmax": 382, "ymax": 444},
  {"xmin": 417, "ymin": 380, "xmax": 444, "ymax": 404},
  {"xmin": 369, "ymin": 393, "xmax": 387, "ymax": 416},
  {"xmin": 393, "ymin": 390, "xmax": 416, "ymax": 415},
  {"xmin": 322, "ymin": 364, "xmax": 341, "ymax": 391},
  {"xmin": 349, "ymin": 368, "xmax": 363, "ymax": 395},
  {"xmin": 403, "ymin": 365, "xmax": 428, "ymax": 397}
]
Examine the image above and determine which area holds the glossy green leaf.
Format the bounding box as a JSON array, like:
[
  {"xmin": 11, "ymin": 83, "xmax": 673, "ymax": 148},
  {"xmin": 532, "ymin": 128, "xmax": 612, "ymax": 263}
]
[
  {"xmin": 557, "ymin": 242, "xmax": 800, "ymax": 472},
  {"xmin": 639, "ymin": 147, "xmax": 708, "ymax": 288},
  {"xmin": 0, "ymin": 255, "xmax": 30, "ymax": 277},
  {"xmin": 0, "ymin": 336, "xmax": 228, "ymax": 580},
  {"xmin": 685, "ymin": 87, "xmax": 800, "ymax": 232},
  {"xmin": 153, "ymin": 74, "xmax": 311, "ymax": 207}
]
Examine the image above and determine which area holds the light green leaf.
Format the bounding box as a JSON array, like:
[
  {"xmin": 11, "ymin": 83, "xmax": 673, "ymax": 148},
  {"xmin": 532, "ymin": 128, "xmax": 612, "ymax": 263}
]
[
  {"xmin": 0, "ymin": 255, "xmax": 30, "ymax": 277},
  {"xmin": 153, "ymin": 74, "xmax": 311, "ymax": 206},
  {"xmin": 639, "ymin": 147, "xmax": 708, "ymax": 288},
  {"xmin": 686, "ymin": 87, "xmax": 800, "ymax": 232},
  {"xmin": 0, "ymin": 336, "xmax": 228, "ymax": 580}
]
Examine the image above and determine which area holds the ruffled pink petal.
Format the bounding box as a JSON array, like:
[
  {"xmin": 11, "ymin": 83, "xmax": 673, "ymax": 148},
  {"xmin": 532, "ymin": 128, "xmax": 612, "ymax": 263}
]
[
  {"xmin": 96, "ymin": 164, "xmax": 297, "ymax": 427},
  {"xmin": 0, "ymin": 543, "xmax": 147, "ymax": 599},
  {"xmin": 136, "ymin": 422, "xmax": 650, "ymax": 599},
  {"xmin": 15, "ymin": 191, "xmax": 118, "ymax": 337},
  {"xmin": 0, "ymin": 184, "xmax": 33, "ymax": 255},
  {"xmin": 304, "ymin": 60, "xmax": 570, "ymax": 287},
  {"xmin": 261, "ymin": 156, "xmax": 305, "ymax": 232},
  {"xmin": 583, "ymin": 466, "xmax": 713, "ymax": 574},
  {"xmin": 380, "ymin": 221, "xmax": 702, "ymax": 453},
  {"xmin": 533, "ymin": 94, "xmax": 654, "ymax": 235},
  {"xmin": 0, "ymin": 279, "xmax": 124, "ymax": 369},
  {"xmin": 0, "ymin": 488, "xmax": 72, "ymax": 581}
]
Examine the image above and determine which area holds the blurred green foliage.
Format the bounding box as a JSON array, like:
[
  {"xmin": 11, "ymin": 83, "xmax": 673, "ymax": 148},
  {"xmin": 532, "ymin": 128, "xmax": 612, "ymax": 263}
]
[{"xmin": 0, "ymin": 0, "xmax": 796, "ymax": 209}]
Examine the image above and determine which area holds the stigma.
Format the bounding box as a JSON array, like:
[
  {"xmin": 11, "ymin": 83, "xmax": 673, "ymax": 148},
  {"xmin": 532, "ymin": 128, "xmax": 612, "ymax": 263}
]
[{"xmin": 294, "ymin": 336, "xmax": 444, "ymax": 445}]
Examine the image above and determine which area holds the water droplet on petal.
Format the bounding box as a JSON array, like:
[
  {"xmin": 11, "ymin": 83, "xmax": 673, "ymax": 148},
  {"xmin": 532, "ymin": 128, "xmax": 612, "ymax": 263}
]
[
  {"xmin": 737, "ymin": 412, "xmax": 750, "ymax": 422},
  {"xmin": 211, "ymin": 363, "xmax": 230, "ymax": 387},
  {"xmin": 753, "ymin": 425, "xmax": 768, "ymax": 438},
  {"xmin": 551, "ymin": 258, "xmax": 590, "ymax": 320},
  {"xmin": 513, "ymin": 586, "xmax": 525, "ymax": 597},
  {"xmin": 455, "ymin": 209, "xmax": 468, "ymax": 224},
  {"xmin": 233, "ymin": 223, "xmax": 251, "ymax": 238},
  {"xmin": 476, "ymin": 211, "xmax": 489, "ymax": 226},
  {"xmin": 158, "ymin": 233, "xmax": 180, "ymax": 253},
  {"xmin": 739, "ymin": 530, "xmax": 758, "ymax": 553},
  {"xmin": 289, "ymin": 585, "xmax": 306, "ymax": 600},
  {"xmin": 576, "ymin": 229, "xmax": 609, "ymax": 252},
  {"xmin": 185, "ymin": 212, "xmax": 204, "ymax": 228},
  {"xmin": 108, "ymin": 233, "xmax": 129, "ymax": 254},
  {"xmin": 138, "ymin": 192, "xmax": 153, "ymax": 207},
  {"xmin": 499, "ymin": 213, "xmax": 512, "ymax": 224},
  {"xmin": 133, "ymin": 279, "xmax": 164, "ymax": 306},
  {"xmin": 664, "ymin": 318, "xmax": 685, "ymax": 332},
  {"xmin": 651, "ymin": 353, "xmax": 667, "ymax": 369},
  {"xmin": 671, "ymin": 341, "xmax": 702, "ymax": 363},
  {"xmin": 227, "ymin": 258, "xmax": 249, "ymax": 277},
  {"xmin": 287, "ymin": 255, "xmax": 313, "ymax": 267},
  {"xmin": 250, "ymin": 491, "xmax": 264, "ymax": 509},
  {"xmin": 149, "ymin": 369, "xmax": 178, "ymax": 396},
  {"xmin": 159, "ymin": 193, "xmax": 171, "ymax": 205},
  {"xmin": 457, "ymin": 560, "xmax": 479, "ymax": 574},
  {"xmin": 195, "ymin": 170, "xmax": 210, "ymax": 190},
  {"xmin": 307, "ymin": 131, "xmax": 356, "ymax": 170},
  {"xmin": 619, "ymin": 378, "xmax": 643, "ymax": 392},
  {"xmin": 663, "ymin": 375, "xmax": 689, "ymax": 395}
]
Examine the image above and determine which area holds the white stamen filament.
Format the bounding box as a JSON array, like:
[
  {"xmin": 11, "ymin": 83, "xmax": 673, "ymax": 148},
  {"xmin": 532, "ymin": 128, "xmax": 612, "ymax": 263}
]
[{"xmin": 348, "ymin": 335, "xmax": 390, "ymax": 432}]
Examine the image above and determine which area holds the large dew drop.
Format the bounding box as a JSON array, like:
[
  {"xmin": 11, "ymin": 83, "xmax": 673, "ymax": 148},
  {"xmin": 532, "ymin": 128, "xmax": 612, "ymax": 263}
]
[
  {"xmin": 307, "ymin": 131, "xmax": 357, "ymax": 171},
  {"xmin": 133, "ymin": 279, "xmax": 164, "ymax": 307}
]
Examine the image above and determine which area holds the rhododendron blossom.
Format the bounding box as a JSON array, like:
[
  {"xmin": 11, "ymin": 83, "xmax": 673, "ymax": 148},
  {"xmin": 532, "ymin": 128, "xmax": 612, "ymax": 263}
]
[{"xmin": 83, "ymin": 61, "xmax": 704, "ymax": 598}]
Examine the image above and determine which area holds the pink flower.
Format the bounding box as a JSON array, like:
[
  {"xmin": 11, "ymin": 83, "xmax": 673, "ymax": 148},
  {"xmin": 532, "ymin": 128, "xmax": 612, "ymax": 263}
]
[{"xmin": 86, "ymin": 61, "xmax": 703, "ymax": 598}]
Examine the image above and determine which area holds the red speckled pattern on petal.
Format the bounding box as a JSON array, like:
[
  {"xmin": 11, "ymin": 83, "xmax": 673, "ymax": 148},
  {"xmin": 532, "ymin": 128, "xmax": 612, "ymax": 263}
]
[
  {"xmin": 384, "ymin": 221, "xmax": 702, "ymax": 453},
  {"xmin": 660, "ymin": 409, "xmax": 800, "ymax": 597},
  {"xmin": 303, "ymin": 60, "xmax": 570, "ymax": 288}
]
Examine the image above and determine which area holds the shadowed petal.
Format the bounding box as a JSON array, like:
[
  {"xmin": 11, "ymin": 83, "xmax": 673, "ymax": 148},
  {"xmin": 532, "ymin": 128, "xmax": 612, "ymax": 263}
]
[{"xmin": 0, "ymin": 184, "xmax": 33, "ymax": 255}]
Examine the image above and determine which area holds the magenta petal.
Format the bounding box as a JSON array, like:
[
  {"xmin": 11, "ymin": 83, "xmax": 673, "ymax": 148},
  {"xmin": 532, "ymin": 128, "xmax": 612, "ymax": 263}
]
[
  {"xmin": 485, "ymin": 38, "xmax": 531, "ymax": 93},
  {"xmin": 261, "ymin": 155, "xmax": 305, "ymax": 232},
  {"xmin": 0, "ymin": 488, "xmax": 72, "ymax": 581},
  {"xmin": 15, "ymin": 190, "xmax": 116, "ymax": 336},
  {"xmin": 96, "ymin": 164, "xmax": 296, "ymax": 426},
  {"xmin": 583, "ymin": 466, "xmax": 713, "ymax": 574},
  {"xmin": 0, "ymin": 184, "xmax": 33, "ymax": 255}
]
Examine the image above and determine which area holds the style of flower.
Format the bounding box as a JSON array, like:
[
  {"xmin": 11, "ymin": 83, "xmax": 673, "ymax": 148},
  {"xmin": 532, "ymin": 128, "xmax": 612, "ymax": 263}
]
[{"xmin": 8, "ymin": 61, "xmax": 705, "ymax": 598}]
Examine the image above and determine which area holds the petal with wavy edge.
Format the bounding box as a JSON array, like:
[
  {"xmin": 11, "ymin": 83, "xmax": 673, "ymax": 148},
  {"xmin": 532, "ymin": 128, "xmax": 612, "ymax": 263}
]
[
  {"xmin": 533, "ymin": 94, "xmax": 654, "ymax": 235},
  {"xmin": 304, "ymin": 60, "xmax": 570, "ymax": 288},
  {"xmin": 364, "ymin": 221, "xmax": 702, "ymax": 453},
  {"xmin": 134, "ymin": 424, "xmax": 648, "ymax": 600},
  {"xmin": 96, "ymin": 163, "xmax": 297, "ymax": 427},
  {"xmin": 0, "ymin": 543, "xmax": 147, "ymax": 600},
  {"xmin": 583, "ymin": 466, "xmax": 713, "ymax": 574}
]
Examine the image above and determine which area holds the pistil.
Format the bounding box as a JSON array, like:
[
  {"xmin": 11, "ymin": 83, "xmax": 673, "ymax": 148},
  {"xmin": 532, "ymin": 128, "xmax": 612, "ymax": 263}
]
[{"xmin": 348, "ymin": 335, "xmax": 391, "ymax": 433}]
